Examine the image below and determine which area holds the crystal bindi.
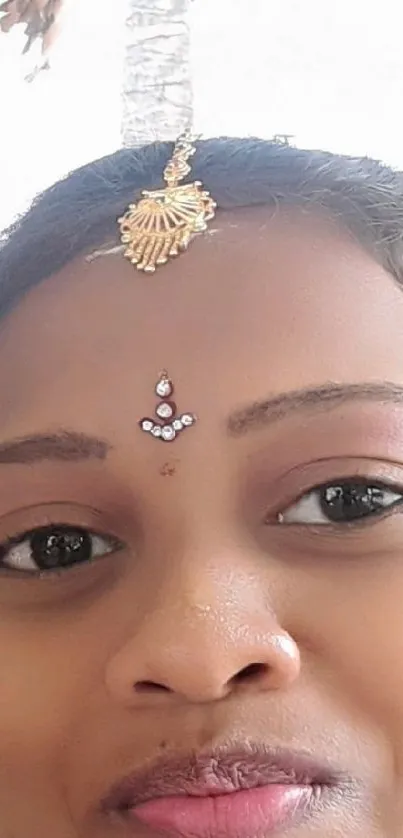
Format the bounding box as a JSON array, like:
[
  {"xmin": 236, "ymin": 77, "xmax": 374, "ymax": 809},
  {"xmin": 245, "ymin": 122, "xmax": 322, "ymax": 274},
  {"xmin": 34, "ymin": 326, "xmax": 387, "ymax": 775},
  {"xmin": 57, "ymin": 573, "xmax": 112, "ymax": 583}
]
[
  {"xmin": 155, "ymin": 377, "xmax": 173, "ymax": 398},
  {"xmin": 140, "ymin": 373, "xmax": 196, "ymax": 443},
  {"xmin": 161, "ymin": 425, "xmax": 176, "ymax": 441},
  {"xmin": 156, "ymin": 402, "xmax": 174, "ymax": 420},
  {"xmin": 140, "ymin": 419, "xmax": 154, "ymax": 432}
]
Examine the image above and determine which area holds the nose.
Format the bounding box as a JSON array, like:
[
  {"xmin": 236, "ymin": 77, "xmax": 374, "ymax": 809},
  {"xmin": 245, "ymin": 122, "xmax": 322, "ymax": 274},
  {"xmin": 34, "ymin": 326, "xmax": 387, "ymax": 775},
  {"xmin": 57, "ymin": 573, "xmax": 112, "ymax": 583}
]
[{"xmin": 105, "ymin": 556, "xmax": 301, "ymax": 706}]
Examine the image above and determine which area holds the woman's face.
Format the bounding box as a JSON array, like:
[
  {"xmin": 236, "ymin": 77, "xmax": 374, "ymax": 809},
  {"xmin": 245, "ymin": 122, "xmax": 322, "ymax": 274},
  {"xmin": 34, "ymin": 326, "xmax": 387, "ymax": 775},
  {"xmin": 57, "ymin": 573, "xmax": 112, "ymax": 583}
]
[{"xmin": 1, "ymin": 208, "xmax": 403, "ymax": 838}]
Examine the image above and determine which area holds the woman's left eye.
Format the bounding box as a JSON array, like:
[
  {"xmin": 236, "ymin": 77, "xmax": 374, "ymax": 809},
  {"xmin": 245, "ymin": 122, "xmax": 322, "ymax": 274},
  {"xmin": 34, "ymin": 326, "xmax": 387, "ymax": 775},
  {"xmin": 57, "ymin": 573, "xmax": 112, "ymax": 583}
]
[
  {"xmin": 0, "ymin": 524, "xmax": 121, "ymax": 575},
  {"xmin": 277, "ymin": 480, "xmax": 403, "ymax": 526}
]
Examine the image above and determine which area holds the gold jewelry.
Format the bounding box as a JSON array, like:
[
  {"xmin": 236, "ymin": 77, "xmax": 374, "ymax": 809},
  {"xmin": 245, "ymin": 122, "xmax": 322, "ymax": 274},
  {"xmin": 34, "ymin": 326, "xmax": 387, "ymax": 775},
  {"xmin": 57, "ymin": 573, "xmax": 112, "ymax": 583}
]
[{"xmin": 118, "ymin": 132, "xmax": 216, "ymax": 273}]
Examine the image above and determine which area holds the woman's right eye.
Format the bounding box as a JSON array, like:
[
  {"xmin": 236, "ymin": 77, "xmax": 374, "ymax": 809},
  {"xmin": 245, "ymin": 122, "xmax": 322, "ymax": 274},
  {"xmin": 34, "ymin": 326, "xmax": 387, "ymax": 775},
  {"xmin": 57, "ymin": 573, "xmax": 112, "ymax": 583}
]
[{"xmin": 0, "ymin": 524, "xmax": 121, "ymax": 575}]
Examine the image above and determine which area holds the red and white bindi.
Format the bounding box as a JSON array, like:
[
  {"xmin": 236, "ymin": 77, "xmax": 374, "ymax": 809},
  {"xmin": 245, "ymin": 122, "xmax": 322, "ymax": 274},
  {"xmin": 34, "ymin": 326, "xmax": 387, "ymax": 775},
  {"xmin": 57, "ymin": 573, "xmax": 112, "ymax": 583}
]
[{"xmin": 139, "ymin": 372, "xmax": 196, "ymax": 442}]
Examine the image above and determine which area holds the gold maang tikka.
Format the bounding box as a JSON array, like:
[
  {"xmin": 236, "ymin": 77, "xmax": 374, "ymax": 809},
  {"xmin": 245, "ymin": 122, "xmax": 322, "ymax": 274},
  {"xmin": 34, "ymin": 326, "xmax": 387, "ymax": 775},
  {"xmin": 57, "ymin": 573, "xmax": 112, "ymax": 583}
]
[{"xmin": 118, "ymin": 132, "xmax": 217, "ymax": 273}]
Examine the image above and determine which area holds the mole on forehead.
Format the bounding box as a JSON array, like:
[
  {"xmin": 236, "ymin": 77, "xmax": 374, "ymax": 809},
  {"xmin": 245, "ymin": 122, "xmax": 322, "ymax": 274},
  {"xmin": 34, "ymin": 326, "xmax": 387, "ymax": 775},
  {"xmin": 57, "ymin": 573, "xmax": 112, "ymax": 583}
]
[{"xmin": 159, "ymin": 460, "xmax": 179, "ymax": 477}]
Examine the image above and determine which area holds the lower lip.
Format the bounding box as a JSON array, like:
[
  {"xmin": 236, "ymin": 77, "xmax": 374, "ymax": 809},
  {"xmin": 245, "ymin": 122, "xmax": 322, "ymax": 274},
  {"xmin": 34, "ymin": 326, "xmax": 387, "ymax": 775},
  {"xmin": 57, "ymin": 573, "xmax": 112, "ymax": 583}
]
[{"xmin": 130, "ymin": 784, "xmax": 314, "ymax": 838}]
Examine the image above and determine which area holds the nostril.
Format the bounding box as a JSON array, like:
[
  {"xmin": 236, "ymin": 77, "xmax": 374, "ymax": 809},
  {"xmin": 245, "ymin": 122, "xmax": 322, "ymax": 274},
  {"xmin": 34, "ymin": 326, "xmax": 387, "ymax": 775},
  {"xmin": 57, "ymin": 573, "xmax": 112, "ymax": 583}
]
[
  {"xmin": 134, "ymin": 680, "xmax": 172, "ymax": 694},
  {"xmin": 232, "ymin": 662, "xmax": 269, "ymax": 684}
]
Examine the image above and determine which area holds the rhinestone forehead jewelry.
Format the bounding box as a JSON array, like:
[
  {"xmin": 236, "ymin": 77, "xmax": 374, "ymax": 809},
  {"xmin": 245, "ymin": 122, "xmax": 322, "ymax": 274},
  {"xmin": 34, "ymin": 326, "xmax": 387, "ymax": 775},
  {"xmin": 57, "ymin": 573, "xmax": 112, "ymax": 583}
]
[
  {"xmin": 118, "ymin": 131, "xmax": 216, "ymax": 273},
  {"xmin": 139, "ymin": 372, "xmax": 196, "ymax": 443}
]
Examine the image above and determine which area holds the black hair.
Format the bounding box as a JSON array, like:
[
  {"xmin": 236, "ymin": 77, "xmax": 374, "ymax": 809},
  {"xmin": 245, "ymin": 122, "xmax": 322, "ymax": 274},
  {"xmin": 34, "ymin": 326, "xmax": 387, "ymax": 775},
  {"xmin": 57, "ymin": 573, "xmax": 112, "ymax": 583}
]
[{"xmin": 1, "ymin": 137, "xmax": 403, "ymax": 317}]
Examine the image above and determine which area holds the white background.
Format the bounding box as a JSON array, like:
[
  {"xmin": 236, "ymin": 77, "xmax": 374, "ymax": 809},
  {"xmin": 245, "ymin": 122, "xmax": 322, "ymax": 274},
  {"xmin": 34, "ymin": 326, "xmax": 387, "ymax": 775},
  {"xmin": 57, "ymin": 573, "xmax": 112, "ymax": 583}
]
[{"xmin": 1, "ymin": 0, "xmax": 403, "ymax": 229}]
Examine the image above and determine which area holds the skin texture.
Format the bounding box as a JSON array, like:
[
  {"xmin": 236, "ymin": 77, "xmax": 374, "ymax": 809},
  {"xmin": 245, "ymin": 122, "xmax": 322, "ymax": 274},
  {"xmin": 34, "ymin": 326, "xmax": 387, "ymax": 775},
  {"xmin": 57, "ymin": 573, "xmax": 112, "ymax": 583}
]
[{"xmin": 1, "ymin": 207, "xmax": 403, "ymax": 836}]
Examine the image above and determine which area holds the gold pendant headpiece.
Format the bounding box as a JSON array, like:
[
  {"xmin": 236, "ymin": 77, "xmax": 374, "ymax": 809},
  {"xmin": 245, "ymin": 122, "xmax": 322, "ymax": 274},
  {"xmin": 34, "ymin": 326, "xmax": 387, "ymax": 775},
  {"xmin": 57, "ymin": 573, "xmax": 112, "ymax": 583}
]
[{"xmin": 118, "ymin": 133, "xmax": 216, "ymax": 273}]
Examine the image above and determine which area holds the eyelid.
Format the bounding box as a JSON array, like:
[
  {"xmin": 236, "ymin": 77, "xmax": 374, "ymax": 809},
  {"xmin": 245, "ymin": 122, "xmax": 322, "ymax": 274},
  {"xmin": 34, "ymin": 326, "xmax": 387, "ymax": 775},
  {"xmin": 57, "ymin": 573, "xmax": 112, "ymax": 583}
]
[
  {"xmin": 290, "ymin": 475, "xmax": 403, "ymax": 503},
  {"xmin": 0, "ymin": 501, "xmax": 116, "ymax": 540},
  {"xmin": 263, "ymin": 464, "xmax": 403, "ymax": 524},
  {"xmin": 0, "ymin": 521, "xmax": 124, "ymax": 579},
  {"xmin": 1, "ymin": 523, "xmax": 120, "ymax": 549},
  {"xmin": 272, "ymin": 477, "xmax": 403, "ymax": 529}
]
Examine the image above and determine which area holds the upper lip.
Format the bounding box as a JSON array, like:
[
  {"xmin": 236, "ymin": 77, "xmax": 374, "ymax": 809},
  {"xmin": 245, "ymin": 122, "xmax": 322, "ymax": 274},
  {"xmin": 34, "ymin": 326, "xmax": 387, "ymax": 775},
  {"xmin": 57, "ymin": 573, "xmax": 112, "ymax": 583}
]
[{"xmin": 101, "ymin": 744, "xmax": 342, "ymax": 812}]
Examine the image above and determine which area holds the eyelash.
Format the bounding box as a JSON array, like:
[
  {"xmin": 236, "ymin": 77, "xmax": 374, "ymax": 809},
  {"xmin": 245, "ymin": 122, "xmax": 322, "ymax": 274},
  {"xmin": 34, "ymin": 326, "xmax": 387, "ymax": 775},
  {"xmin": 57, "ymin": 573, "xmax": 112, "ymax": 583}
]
[
  {"xmin": 2, "ymin": 472, "xmax": 403, "ymax": 580},
  {"xmin": 273, "ymin": 476, "xmax": 403, "ymax": 529},
  {"xmin": 0, "ymin": 523, "xmax": 123, "ymax": 578}
]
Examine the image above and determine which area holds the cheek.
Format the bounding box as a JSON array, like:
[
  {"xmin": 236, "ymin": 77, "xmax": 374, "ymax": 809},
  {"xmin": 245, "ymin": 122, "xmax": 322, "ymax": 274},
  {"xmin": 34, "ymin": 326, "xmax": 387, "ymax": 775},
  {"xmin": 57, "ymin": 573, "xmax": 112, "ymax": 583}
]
[
  {"xmin": 0, "ymin": 617, "xmax": 101, "ymax": 791},
  {"xmin": 0, "ymin": 576, "xmax": 136, "ymax": 768},
  {"xmin": 294, "ymin": 562, "xmax": 403, "ymax": 727},
  {"xmin": 0, "ymin": 641, "xmax": 68, "ymax": 822}
]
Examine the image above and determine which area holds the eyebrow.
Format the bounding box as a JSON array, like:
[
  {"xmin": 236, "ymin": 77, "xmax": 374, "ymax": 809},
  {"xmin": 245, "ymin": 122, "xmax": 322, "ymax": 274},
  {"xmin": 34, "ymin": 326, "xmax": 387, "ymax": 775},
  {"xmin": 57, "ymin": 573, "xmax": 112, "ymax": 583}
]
[
  {"xmin": 0, "ymin": 431, "xmax": 110, "ymax": 465},
  {"xmin": 227, "ymin": 381, "xmax": 403, "ymax": 436}
]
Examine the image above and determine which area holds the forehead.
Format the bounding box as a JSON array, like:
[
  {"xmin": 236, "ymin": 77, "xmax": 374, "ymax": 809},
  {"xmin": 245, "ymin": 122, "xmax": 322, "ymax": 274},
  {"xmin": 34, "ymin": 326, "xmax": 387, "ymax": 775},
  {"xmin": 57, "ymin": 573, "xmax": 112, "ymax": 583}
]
[{"xmin": 0, "ymin": 207, "xmax": 402, "ymax": 435}]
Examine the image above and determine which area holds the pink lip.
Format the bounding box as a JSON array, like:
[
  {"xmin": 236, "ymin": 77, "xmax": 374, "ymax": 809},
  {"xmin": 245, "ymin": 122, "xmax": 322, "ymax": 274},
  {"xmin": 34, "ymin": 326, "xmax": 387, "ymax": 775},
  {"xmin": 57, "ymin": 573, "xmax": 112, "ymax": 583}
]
[
  {"xmin": 102, "ymin": 746, "xmax": 342, "ymax": 837},
  {"xmin": 131, "ymin": 784, "xmax": 313, "ymax": 838}
]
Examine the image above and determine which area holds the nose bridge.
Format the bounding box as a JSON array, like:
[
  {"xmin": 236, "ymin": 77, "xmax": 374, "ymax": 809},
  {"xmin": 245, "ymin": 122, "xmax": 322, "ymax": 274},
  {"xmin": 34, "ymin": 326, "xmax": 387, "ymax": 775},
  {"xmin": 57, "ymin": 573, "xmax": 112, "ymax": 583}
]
[
  {"xmin": 148, "ymin": 543, "xmax": 262, "ymax": 652},
  {"xmin": 147, "ymin": 526, "xmax": 275, "ymax": 645},
  {"xmin": 105, "ymin": 535, "xmax": 301, "ymax": 705}
]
